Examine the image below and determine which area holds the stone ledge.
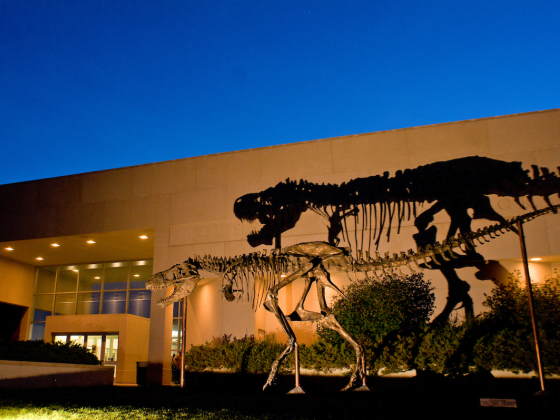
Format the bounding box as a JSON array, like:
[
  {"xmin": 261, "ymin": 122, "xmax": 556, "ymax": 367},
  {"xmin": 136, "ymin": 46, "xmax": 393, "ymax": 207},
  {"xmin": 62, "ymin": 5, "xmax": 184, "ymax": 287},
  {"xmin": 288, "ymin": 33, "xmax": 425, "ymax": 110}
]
[{"xmin": 0, "ymin": 360, "xmax": 114, "ymax": 389}]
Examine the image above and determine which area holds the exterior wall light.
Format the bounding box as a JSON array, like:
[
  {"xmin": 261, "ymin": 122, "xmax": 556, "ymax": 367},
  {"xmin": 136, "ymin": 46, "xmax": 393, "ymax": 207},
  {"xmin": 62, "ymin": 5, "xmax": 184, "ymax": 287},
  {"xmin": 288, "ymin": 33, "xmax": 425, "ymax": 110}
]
[
  {"xmin": 86, "ymin": 240, "xmax": 96, "ymax": 244},
  {"xmin": 36, "ymin": 257, "xmax": 44, "ymax": 261},
  {"xmin": 51, "ymin": 243, "xmax": 60, "ymax": 247},
  {"xmin": 530, "ymin": 257, "xmax": 542, "ymax": 261},
  {"xmin": 4, "ymin": 247, "xmax": 14, "ymax": 251},
  {"xmin": 139, "ymin": 235, "xmax": 148, "ymax": 239}
]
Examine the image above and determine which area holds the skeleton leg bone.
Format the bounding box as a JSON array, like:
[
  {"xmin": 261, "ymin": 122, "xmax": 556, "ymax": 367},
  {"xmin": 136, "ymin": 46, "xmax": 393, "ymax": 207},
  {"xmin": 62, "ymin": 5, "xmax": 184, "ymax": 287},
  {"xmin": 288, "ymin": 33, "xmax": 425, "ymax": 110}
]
[
  {"xmin": 315, "ymin": 268, "xmax": 367, "ymax": 391},
  {"xmin": 263, "ymin": 294, "xmax": 298, "ymax": 390},
  {"xmin": 262, "ymin": 261, "xmax": 315, "ymax": 390}
]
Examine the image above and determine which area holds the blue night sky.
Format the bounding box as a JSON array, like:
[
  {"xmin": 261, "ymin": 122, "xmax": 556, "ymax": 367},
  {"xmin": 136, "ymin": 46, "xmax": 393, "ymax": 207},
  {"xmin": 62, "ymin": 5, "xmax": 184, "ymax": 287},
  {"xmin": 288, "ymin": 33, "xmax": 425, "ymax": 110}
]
[{"xmin": 1, "ymin": 1, "xmax": 559, "ymax": 185}]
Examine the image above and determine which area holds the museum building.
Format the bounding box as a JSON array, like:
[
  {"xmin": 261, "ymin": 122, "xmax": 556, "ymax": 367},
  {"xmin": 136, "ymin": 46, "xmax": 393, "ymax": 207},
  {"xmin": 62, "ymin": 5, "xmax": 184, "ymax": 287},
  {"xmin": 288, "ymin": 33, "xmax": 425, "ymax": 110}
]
[{"xmin": 1, "ymin": 108, "xmax": 559, "ymax": 385}]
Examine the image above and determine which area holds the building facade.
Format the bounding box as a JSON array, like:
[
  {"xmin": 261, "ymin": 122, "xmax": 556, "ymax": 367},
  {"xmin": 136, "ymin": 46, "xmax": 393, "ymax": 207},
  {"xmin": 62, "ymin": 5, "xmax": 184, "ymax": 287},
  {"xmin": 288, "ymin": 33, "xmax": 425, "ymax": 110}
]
[{"xmin": 1, "ymin": 109, "xmax": 559, "ymax": 384}]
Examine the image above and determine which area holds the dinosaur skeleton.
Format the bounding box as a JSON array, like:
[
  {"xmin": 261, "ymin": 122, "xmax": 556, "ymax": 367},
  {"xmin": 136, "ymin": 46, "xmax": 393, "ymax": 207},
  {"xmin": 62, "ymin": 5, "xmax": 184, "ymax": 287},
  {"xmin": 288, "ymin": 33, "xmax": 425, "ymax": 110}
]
[
  {"xmin": 233, "ymin": 156, "xmax": 560, "ymax": 321},
  {"xmin": 147, "ymin": 204, "xmax": 559, "ymax": 391}
]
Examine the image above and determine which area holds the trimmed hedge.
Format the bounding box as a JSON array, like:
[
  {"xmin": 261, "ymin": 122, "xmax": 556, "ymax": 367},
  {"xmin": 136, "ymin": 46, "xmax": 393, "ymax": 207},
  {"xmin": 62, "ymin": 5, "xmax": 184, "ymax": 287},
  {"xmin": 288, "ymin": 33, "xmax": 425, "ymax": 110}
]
[
  {"xmin": 0, "ymin": 340, "xmax": 101, "ymax": 365},
  {"xmin": 182, "ymin": 334, "xmax": 293, "ymax": 374}
]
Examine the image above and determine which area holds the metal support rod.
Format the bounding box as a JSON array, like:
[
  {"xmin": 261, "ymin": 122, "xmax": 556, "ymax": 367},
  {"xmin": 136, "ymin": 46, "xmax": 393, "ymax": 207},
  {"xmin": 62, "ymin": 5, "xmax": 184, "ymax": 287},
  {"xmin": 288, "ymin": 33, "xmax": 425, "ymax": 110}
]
[
  {"xmin": 362, "ymin": 354, "xmax": 367, "ymax": 388},
  {"xmin": 516, "ymin": 219, "xmax": 546, "ymax": 393},
  {"xmin": 180, "ymin": 296, "xmax": 187, "ymax": 388},
  {"xmin": 294, "ymin": 343, "xmax": 300, "ymax": 388}
]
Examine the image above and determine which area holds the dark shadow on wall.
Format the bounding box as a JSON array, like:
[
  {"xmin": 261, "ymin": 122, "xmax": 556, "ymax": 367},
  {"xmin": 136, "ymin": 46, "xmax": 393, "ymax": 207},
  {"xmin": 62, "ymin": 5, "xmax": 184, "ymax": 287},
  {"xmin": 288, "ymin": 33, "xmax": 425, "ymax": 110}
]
[{"xmin": 233, "ymin": 156, "xmax": 560, "ymax": 321}]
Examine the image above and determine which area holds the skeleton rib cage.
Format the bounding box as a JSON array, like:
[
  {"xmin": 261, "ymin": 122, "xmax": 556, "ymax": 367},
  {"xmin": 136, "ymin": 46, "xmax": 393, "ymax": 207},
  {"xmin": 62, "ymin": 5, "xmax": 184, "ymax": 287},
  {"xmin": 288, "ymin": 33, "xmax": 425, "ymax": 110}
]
[{"xmin": 158, "ymin": 204, "xmax": 559, "ymax": 310}]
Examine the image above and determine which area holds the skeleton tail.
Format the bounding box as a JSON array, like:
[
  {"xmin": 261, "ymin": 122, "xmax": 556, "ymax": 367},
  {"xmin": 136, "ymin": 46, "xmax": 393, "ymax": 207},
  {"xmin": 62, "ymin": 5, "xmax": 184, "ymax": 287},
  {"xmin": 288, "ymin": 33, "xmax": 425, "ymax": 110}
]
[{"xmin": 352, "ymin": 204, "xmax": 560, "ymax": 277}]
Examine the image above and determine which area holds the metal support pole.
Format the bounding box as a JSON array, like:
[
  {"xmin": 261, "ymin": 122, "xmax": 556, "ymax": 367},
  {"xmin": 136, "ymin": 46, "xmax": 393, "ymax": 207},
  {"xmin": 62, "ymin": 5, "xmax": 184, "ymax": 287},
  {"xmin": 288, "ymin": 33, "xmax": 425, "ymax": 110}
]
[
  {"xmin": 516, "ymin": 219, "xmax": 546, "ymax": 394},
  {"xmin": 180, "ymin": 296, "xmax": 187, "ymax": 388},
  {"xmin": 362, "ymin": 355, "xmax": 367, "ymax": 388},
  {"xmin": 294, "ymin": 343, "xmax": 300, "ymax": 387},
  {"xmin": 277, "ymin": 233, "xmax": 304, "ymax": 394}
]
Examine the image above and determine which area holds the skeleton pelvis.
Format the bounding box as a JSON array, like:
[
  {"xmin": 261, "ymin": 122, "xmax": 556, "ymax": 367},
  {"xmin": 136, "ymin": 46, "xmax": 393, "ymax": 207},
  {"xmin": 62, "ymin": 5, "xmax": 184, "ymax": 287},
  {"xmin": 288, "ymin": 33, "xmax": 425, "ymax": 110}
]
[{"xmin": 286, "ymin": 308, "xmax": 324, "ymax": 322}]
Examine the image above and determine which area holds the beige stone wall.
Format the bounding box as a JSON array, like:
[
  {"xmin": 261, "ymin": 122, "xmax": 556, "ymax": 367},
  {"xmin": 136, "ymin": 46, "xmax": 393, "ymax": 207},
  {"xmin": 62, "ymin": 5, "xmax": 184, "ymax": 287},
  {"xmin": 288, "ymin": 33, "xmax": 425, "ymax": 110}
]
[
  {"xmin": 1, "ymin": 108, "xmax": 560, "ymax": 382},
  {"xmin": 0, "ymin": 255, "xmax": 36, "ymax": 340}
]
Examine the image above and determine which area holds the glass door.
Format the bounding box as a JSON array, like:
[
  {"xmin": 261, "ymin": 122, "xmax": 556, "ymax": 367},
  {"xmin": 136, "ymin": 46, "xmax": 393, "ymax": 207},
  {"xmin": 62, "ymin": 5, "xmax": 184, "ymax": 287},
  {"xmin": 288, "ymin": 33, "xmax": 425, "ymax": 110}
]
[{"xmin": 104, "ymin": 335, "xmax": 118, "ymax": 375}]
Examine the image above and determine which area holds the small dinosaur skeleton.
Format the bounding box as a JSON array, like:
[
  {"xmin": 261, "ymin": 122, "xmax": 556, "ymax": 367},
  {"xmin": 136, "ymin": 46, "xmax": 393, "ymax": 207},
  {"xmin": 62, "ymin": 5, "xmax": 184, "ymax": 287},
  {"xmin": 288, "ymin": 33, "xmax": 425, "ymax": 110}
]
[{"xmin": 147, "ymin": 205, "xmax": 559, "ymax": 391}]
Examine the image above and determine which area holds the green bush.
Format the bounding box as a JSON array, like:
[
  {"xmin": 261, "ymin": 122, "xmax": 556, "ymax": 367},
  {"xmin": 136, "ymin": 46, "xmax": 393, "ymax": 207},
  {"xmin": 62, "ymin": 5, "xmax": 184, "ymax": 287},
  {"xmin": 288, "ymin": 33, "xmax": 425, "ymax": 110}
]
[
  {"xmin": 179, "ymin": 270, "xmax": 560, "ymax": 378},
  {"xmin": 472, "ymin": 271, "xmax": 560, "ymax": 375},
  {"xmin": 316, "ymin": 273, "xmax": 435, "ymax": 374},
  {"xmin": 0, "ymin": 340, "xmax": 101, "ymax": 365},
  {"xmin": 184, "ymin": 334, "xmax": 293, "ymax": 374}
]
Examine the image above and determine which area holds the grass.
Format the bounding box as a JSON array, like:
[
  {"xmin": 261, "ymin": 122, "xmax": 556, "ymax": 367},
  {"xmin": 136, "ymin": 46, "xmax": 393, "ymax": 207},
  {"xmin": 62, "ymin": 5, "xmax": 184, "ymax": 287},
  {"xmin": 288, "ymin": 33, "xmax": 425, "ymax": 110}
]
[{"xmin": 1, "ymin": 373, "xmax": 559, "ymax": 419}]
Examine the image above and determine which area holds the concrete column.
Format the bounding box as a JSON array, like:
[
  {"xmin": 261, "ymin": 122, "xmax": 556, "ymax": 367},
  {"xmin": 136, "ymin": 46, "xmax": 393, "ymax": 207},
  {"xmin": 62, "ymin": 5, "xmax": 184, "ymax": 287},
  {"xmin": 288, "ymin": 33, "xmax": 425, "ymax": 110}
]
[
  {"xmin": 146, "ymin": 287, "xmax": 173, "ymax": 385},
  {"xmin": 147, "ymin": 197, "xmax": 173, "ymax": 385}
]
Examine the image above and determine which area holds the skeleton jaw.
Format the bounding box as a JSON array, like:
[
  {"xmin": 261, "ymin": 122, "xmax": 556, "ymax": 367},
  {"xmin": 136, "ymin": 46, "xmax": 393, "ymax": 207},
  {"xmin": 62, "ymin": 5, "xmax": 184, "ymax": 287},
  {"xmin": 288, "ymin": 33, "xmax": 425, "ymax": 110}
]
[{"xmin": 146, "ymin": 263, "xmax": 202, "ymax": 308}]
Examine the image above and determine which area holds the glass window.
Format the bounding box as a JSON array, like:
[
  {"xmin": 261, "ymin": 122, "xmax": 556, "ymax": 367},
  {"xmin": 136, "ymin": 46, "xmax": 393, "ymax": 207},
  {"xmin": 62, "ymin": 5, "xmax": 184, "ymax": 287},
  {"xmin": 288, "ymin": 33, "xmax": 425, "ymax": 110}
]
[
  {"xmin": 87, "ymin": 335, "xmax": 103, "ymax": 360},
  {"xmin": 173, "ymin": 301, "xmax": 183, "ymax": 318},
  {"xmin": 54, "ymin": 293, "xmax": 76, "ymax": 315},
  {"xmin": 33, "ymin": 295, "xmax": 53, "ymax": 321},
  {"xmin": 104, "ymin": 262, "xmax": 129, "ymax": 290},
  {"xmin": 79, "ymin": 263, "xmax": 103, "ymax": 292},
  {"xmin": 172, "ymin": 319, "xmax": 180, "ymax": 352},
  {"xmin": 77, "ymin": 292, "xmax": 101, "ymax": 315},
  {"xmin": 70, "ymin": 335, "xmax": 84, "ymax": 346},
  {"xmin": 105, "ymin": 335, "xmax": 118, "ymax": 362},
  {"xmin": 128, "ymin": 290, "xmax": 151, "ymax": 318},
  {"xmin": 30, "ymin": 322, "xmax": 45, "ymax": 340},
  {"xmin": 35, "ymin": 266, "xmax": 57, "ymax": 293},
  {"xmin": 57, "ymin": 266, "xmax": 79, "ymax": 293},
  {"xmin": 129, "ymin": 260, "xmax": 153, "ymax": 289},
  {"xmin": 102, "ymin": 291, "xmax": 126, "ymax": 314}
]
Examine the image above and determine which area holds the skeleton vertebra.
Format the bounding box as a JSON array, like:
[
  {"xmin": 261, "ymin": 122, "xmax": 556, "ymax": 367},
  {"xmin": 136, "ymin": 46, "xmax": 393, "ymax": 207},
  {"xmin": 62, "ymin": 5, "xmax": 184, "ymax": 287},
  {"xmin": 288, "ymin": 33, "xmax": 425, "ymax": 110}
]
[{"xmin": 147, "ymin": 205, "xmax": 559, "ymax": 391}]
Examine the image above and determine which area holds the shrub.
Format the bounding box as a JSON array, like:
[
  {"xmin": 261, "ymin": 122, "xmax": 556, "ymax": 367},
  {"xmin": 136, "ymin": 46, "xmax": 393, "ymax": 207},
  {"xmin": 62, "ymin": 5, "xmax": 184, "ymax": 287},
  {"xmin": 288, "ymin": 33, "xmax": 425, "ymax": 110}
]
[
  {"xmin": 472, "ymin": 271, "xmax": 560, "ymax": 375},
  {"xmin": 183, "ymin": 334, "xmax": 292, "ymax": 374},
  {"xmin": 0, "ymin": 340, "xmax": 101, "ymax": 365},
  {"xmin": 316, "ymin": 273, "xmax": 435, "ymax": 374},
  {"xmin": 178, "ymin": 270, "xmax": 560, "ymax": 378}
]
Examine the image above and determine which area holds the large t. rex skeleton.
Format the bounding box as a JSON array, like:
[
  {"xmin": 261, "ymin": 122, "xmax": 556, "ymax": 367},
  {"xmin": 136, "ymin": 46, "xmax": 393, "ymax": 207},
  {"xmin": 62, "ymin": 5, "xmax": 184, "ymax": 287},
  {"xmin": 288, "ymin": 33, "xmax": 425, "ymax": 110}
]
[
  {"xmin": 233, "ymin": 156, "xmax": 560, "ymax": 322},
  {"xmin": 147, "ymin": 205, "xmax": 558, "ymax": 391}
]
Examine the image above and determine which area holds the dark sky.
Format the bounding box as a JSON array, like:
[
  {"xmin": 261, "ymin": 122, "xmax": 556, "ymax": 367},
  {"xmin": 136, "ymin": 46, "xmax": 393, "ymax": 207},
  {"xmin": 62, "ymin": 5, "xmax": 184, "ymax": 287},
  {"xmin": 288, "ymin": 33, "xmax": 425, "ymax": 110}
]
[{"xmin": 1, "ymin": 1, "xmax": 559, "ymax": 185}]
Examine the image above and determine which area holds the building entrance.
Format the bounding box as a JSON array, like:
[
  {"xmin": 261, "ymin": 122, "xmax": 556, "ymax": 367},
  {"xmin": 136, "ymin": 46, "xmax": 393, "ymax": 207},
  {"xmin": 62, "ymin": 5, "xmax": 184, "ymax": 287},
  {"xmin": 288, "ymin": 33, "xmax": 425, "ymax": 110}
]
[{"xmin": 53, "ymin": 333, "xmax": 119, "ymax": 376}]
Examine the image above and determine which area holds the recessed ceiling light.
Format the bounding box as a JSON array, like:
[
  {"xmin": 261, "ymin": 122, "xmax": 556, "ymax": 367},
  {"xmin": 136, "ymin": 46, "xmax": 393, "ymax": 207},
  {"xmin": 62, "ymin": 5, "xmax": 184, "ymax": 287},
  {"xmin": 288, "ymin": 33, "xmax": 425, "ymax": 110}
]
[
  {"xmin": 94, "ymin": 276, "xmax": 101, "ymax": 280},
  {"xmin": 139, "ymin": 235, "xmax": 148, "ymax": 239},
  {"xmin": 530, "ymin": 257, "xmax": 542, "ymax": 261},
  {"xmin": 133, "ymin": 274, "xmax": 140, "ymax": 277},
  {"xmin": 4, "ymin": 247, "xmax": 14, "ymax": 251},
  {"xmin": 86, "ymin": 240, "xmax": 96, "ymax": 244},
  {"xmin": 51, "ymin": 243, "xmax": 60, "ymax": 247},
  {"xmin": 72, "ymin": 269, "xmax": 79, "ymax": 272},
  {"xmin": 36, "ymin": 257, "xmax": 44, "ymax": 261}
]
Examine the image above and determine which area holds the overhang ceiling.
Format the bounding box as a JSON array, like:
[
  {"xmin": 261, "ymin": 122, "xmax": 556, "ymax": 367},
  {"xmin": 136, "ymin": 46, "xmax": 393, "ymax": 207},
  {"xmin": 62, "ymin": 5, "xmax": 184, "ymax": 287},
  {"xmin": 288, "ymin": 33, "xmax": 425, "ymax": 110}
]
[{"xmin": 0, "ymin": 228, "xmax": 155, "ymax": 266}]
